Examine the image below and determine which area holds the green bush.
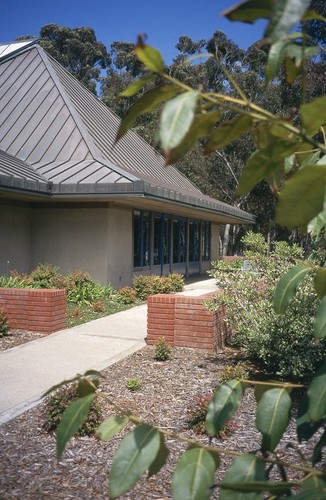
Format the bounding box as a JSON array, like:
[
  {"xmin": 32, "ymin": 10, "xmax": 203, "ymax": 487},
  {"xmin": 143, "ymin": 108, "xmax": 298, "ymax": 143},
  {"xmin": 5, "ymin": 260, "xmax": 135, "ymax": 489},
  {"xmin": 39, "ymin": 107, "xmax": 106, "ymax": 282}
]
[
  {"xmin": 209, "ymin": 234, "xmax": 325, "ymax": 383},
  {"xmin": 153, "ymin": 337, "xmax": 172, "ymax": 361},
  {"xmin": 0, "ymin": 275, "xmax": 31, "ymax": 288},
  {"xmin": 117, "ymin": 286, "xmax": 137, "ymax": 305},
  {"xmin": 0, "ymin": 308, "xmax": 9, "ymax": 336},
  {"xmin": 29, "ymin": 263, "xmax": 63, "ymax": 289},
  {"xmin": 64, "ymin": 271, "xmax": 115, "ymax": 305},
  {"xmin": 132, "ymin": 273, "xmax": 184, "ymax": 300},
  {"xmin": 167, "ymin": 273, "xmax": 184, "ymax": 292},
  {"xmin": 219, "ymin": 362, "xmax": 250, "ymax": 384},
  {"xmin": 44, "ymin": 382, "xmax": 102, "ymax": 436}
]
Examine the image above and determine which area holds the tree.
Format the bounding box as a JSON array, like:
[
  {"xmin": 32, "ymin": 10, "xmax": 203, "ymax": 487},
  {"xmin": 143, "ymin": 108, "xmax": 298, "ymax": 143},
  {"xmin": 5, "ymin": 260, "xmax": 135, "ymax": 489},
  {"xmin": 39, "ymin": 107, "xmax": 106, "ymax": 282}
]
[
  {"xmin": 51, "ymin": 2, "xmax": 326, "ymax": 498},
  {"xmin": 39, "ymin": 24, "xmax": 111, "ymax": 94}
]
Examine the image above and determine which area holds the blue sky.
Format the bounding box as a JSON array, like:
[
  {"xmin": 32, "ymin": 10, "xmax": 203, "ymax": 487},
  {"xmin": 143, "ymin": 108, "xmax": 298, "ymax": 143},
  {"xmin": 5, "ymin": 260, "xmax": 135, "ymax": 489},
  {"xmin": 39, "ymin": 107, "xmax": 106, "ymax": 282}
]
[{"xmin": 2, "ymin": 0, "xmax": 267, "ymax": 61}]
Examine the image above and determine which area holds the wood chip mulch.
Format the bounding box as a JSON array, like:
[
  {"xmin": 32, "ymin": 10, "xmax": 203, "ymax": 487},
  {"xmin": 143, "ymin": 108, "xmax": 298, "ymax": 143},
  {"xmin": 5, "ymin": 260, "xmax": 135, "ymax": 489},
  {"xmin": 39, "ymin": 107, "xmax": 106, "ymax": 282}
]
[{"xmin": 0, "ymin": 333, "xmax": 323, "ymax": 499}]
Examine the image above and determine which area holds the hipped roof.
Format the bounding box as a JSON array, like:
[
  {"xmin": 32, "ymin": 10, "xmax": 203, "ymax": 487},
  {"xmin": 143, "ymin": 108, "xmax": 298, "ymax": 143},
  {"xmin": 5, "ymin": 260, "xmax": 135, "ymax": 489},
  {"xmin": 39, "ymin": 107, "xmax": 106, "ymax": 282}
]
[{"xmin": 0, "ymin": 40, "xmax": 255, "ymax": 224}]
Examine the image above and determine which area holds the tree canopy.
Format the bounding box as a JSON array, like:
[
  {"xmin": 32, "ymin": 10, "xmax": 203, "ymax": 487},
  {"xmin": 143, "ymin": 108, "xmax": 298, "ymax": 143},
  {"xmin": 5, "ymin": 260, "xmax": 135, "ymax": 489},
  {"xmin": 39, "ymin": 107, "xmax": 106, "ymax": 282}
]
[{"xmin": 39, "ymin": 24, "xmax": 111, "ymax": 94}]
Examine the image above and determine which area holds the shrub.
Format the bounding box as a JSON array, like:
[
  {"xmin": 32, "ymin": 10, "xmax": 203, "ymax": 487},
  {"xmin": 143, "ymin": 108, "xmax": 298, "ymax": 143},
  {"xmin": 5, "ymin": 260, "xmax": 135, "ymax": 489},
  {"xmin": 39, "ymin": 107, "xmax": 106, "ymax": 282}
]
[
  {"xmin": 126, "ymin": 378, "xmax": 142, "ymax": 392},
  {"xmin": 44, "ymin": 382, "xmax": 102, "ymax": 436},
  {"xmin": 187, "ymin": 393, "xmax": 238, "ymax": 438},
  {"xmin": 0, "ymin": 275, "xmax": 31, "ymax": 288},
  {"xmin": 29, "ymin": 263, "xmax": 62, "ymax": 289},
  {"xmin": 133, "ymin": 273, "xmax": 184, "ymax": 300},
  {"xmin": 168, "ymin": 273, "xmax": 184, "ymax": 292},
  {"xmin": 0, "ymin": 308, "xmax": 9, "ymax": 336},
  {"xmin": 209, "ymin": 235, "xmax": 325, "ymax": 382},
  {"xmin": 117, "ymin": 286, "xmax": 137, "ymax": 305},
  {"xmin": 219, "ymin": 362, "xmax": 249, "ymax": 384},
  {"xmin": 92, "ymin": 300, "xmax": 105, "ymax": 313},
  {"xmin": 153, "ymin": 337, "xmax": 172, "ymax": 361},
  {"xmin": 64, "ymin": 271, "xmax": 115, "ymax": 305}
]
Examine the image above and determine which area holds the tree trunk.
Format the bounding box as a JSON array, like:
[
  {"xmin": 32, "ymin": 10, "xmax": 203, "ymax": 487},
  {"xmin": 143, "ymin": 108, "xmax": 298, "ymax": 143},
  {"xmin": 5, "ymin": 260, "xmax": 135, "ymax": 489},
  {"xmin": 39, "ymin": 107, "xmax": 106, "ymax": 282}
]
[{"xmin": 222, "ymin": 224, "xmax": 231, "ymax": 256}]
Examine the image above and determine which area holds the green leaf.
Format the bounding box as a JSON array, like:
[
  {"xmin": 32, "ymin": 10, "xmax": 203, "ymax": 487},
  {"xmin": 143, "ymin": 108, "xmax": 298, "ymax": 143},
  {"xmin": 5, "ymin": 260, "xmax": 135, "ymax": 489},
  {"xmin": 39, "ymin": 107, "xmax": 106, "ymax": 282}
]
[
  {"xmin": 308, "ymin": 210, "xmax": 326, "ymax": 238},
  {"xmin": 236, "ymin": 140, "xmax": 299, "ymax": 197},
  {"xmin": 83, "ymin": 369, "xmax": 102, "ymax": 377},
  {"xmin": 148, "ymin": 433, "xmax": 169, "ymax": 477},
  {"xmin": 116, "ymin": 85, "xmax": 179, "ymax": 141},
  {"xmin": 56, "ymin": 394, "xmax": 95, "ymax": 459},
  {"xmin": 222, "ymin": 0, "xmax": 273, "ymax": 23},
  {"xmin": 314, "ymin": 269, "xmax": 326, "ymax": 299},
  {"xmin": 134, "ymin": 44, "xmax": 165, "ymax": 73},
  {"xmin": 273, "ymin": 264, "xmax": 311, "ymax": 314},
  {"xmin": 297, "ymin": 393, "xmax": 322, "ymax": 442},
  {"xmin": 166, "ymin": 110, "xmax": 221, "ymax": 164},
  {"xmin": 173, "ymin": 447, "xmax": 219, "ymax": 500},
  {"xmin": 301, "ymin": 95, "xmax": 326, "ymax": 136},
  {"xmin": 220, "ymin": 454, "xmax": 266, "ymax": 500},
  {"xmin": 108, "ymin": 423, "xmax": 161, "ymax": 498},
  {"xmin": 307, "ymin": 361, "xmax": 326, "ymax": 421},
  {"xmin": 160, "ymin": 90, "xmax": 199, "ymax": 152},
  {"xmin": 266, "ymin": 40, "xmax": 287, "ymax": 82},
  {"xmin": 313, "ymin": 430, "xmax": 326, "ymax": 465},
  {"xmin": 302, "ymin": 474, "xmax": 326, "ymax": 499},
  {"xmin": 77, "ymin": 377, "xmax": 99, "ymax": 397},
  {"xmin": 256, "ymin": 388, "xmax": 292, "ymax": 452},
  {"xmin": 220, "ymin": 481, "xmax": 296, "ymax": 494},
  {"xmin": 206, "ymin": 380, "xmax": 244, "ymax": 436},
  {"xmin": 119, "ymin": 74, "xmax": 156, "ymax": 97},
  {"xmin": 264, "ymin": 0, "xmax": 310, "ymax": 43},
  {"xmin": 275, "ymin": 164, "xmax": 326, "ymax": 228},
  {"xmin": 96, "ymin": 415, "xmax": 129, "ymax": 441},
  {"xmin": 303, "ymin": 9, "xmax": 326, "ymax": 22},
  {"xmin": 205, "ymin": 115, "xmax": 253, "ymax": 153},
  {"xmin": 314, "ymin": 297, "xmax": 326, "ymax": 339}
]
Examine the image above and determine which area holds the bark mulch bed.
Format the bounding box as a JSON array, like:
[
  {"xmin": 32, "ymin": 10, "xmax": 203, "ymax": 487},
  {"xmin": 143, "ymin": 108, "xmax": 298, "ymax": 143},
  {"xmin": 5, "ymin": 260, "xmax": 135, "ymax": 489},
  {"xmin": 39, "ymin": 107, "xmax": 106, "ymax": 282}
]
[{"xmin": 0, "ymin": 332, "xmax": 323, "ymax": 499}]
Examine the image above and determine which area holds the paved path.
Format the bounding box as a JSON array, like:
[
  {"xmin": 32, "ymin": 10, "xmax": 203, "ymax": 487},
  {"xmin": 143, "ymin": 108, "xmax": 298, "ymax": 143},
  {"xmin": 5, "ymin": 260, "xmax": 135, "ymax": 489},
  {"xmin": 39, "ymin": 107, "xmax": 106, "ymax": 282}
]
[{"xmin": 0, "ymin": 278, "xmax": 217, "ymax": 425}]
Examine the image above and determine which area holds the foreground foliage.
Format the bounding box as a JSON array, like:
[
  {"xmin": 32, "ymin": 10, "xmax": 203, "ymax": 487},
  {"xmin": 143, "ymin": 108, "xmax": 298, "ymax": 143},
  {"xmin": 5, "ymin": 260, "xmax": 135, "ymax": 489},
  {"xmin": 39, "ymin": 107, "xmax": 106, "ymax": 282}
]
[{"xmin": 46, "ymin": 1, "xmax": 326, "ymax": 498}]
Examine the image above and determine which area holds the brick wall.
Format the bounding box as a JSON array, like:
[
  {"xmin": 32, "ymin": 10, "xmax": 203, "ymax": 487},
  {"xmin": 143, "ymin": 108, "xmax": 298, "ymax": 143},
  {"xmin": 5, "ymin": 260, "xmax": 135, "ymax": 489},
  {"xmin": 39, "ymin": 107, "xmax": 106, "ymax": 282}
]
[
  {"xmin": 0, "ymin": 288, "xmax": 66, "ymax": 333},
  {"xmin": 147, "ymin": 291, "xmax": 229, "ymax": 354}
]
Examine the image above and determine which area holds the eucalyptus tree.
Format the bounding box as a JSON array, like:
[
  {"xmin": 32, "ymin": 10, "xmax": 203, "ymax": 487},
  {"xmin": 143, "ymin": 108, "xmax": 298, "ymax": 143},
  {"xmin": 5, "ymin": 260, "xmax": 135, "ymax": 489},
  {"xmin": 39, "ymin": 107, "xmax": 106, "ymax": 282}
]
[{"xmin": 39, "ymin": 24, "xmax": 111, "ymax": 94}]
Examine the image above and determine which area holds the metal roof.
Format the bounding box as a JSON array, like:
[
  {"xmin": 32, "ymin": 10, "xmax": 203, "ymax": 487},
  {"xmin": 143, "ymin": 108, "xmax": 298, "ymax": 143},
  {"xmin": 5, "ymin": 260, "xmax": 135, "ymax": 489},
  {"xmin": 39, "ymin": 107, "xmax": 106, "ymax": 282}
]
[{"xmin": 0, "ymin": 41, "xmax": 255, "ymax": 224}]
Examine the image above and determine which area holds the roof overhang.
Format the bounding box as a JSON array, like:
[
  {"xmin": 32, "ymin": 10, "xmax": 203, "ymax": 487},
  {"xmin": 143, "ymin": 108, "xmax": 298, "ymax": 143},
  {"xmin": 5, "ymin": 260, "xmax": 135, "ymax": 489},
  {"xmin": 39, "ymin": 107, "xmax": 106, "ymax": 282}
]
[{"xmin": 0, "ymin": 178, "xmax": 254, "ymax": 224}]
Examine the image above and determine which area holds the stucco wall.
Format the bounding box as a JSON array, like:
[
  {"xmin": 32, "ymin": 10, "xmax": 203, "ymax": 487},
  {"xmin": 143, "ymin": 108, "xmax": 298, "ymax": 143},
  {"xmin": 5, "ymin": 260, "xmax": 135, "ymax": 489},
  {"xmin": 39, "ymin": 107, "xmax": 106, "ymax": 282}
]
[
  {"xmin": 31, "ymin": 207, "xmax": 109, "ymax": 284},
  {"xmin": 30, "ymin": 205, "xmax": 133, "ymax": 288},
  {"xmin": 0, "ymin": 204, "xmax": 31, "ymax": 276},
  {"xmin": 211, "ymin": 223, "xmax": 220, "ymax": 261},
  {"xmin": 106, "ymin": 206, "xmax": 133, "ymax": 287}
]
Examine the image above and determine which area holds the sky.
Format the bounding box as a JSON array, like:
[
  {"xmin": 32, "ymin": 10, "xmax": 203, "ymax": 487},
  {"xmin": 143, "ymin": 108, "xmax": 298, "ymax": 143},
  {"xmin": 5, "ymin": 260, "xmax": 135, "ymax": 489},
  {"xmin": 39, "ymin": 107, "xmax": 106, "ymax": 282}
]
[{"xmin": 1, "ymin": 0, "xmax": 267, "ymax": 62}]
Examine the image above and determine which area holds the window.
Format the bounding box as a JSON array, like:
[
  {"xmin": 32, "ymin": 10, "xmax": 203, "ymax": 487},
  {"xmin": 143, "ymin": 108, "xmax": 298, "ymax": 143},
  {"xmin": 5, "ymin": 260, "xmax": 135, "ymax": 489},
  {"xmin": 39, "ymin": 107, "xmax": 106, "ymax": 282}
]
[
  {"xmin": 153, "ymin": 214, "xmax": 171, "ymax": 266},
  {"xmin": 173, "ymin": 217, "xmax": 187, "ymax": 264},
  {"xmin": 189, "ymin": 220, "xmax": 200, "ymax": 262},
  {"xmin": 201, "ymin": 221, "xmax": 211, "ymax": 261},
  {"xmin": 133, "ymin": 210, "xmax": 151, "ymax": 267}
]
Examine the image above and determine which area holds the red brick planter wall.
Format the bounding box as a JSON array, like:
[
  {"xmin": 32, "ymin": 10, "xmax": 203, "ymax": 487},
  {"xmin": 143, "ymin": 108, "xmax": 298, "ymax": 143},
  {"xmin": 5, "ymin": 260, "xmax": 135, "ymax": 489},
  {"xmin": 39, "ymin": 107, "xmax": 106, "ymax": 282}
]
[
  {"xmin": 147, "ymin": 291, "xmax": 229, "ymax": 354},
  {"xmin": 0, "ymin": 288, "xmax": 66, "ymax": 334}
]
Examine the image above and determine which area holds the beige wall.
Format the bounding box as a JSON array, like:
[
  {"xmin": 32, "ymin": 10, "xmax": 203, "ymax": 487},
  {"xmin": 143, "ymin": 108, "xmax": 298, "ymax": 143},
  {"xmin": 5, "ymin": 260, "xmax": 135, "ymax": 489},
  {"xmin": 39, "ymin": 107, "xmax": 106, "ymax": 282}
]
[
  {"xmin": 30, "ymin": 206, "xmax": 133, "ymax": 288},
  {"xmin": 106, "ymin": 207, "xmax": 133, "ymax": 287},
  {"xmin": 0, "ymin": 204, "xmax": 31, "ymax": 276},
  {"xmin": 211, "ymin": 223, "xmax": 220, "ymax": 261}
]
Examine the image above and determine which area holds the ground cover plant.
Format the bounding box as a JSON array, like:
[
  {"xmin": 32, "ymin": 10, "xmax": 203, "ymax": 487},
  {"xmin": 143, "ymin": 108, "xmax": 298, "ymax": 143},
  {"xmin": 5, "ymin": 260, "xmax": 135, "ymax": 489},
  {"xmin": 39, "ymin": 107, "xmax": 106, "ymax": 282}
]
[{"xmin": 28, "ymin": 2, "xmax": 326, "ymax": 498}]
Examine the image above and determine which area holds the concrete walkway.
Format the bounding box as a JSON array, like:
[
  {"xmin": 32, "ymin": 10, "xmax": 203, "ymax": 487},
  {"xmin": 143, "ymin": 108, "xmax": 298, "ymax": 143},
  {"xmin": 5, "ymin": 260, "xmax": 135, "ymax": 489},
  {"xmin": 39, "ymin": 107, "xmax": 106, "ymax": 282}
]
[{"xmin": 0, "ymin": 278, "xmax": 217, "ymax": 425}]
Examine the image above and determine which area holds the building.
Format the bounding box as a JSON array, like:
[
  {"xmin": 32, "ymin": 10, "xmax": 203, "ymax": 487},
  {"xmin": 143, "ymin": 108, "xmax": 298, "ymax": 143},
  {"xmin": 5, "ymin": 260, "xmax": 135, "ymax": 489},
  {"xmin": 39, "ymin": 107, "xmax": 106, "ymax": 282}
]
[{"xmin": 0, "ymin": 40, "xmax": 254, "ymax": 287}]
